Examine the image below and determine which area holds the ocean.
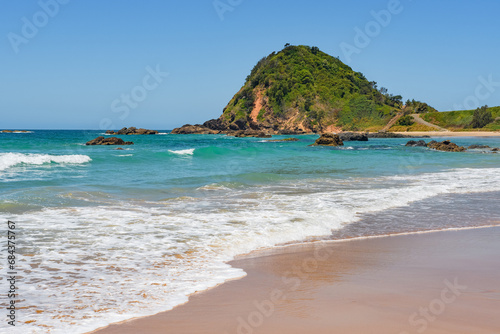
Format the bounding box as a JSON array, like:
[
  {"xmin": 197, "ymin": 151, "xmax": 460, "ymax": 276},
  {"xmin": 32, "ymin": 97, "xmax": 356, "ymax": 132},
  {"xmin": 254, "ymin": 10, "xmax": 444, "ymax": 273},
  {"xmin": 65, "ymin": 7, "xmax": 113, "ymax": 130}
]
[{"xmin": 1, "ymin": 130, "xmax": 499, "ymax": 333}]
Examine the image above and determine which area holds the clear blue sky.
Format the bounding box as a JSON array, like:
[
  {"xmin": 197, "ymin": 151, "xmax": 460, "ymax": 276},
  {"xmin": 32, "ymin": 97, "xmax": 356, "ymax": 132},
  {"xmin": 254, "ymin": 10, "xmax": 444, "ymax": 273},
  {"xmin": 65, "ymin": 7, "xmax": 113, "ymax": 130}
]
[{"xmin": 1, "ymin": 0, "xmax": 499, "ymax": 129}]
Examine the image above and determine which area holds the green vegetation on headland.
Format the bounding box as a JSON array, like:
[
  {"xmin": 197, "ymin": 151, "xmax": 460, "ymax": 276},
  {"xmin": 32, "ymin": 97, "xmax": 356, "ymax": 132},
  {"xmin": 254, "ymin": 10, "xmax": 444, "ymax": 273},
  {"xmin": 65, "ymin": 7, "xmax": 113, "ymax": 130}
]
[
  {"xmin": 422, "ymin": 106, "xmax": 500, "ymax": 131},
  {"xmin": 172, "ymin": 45, "xmax": 438, "ymax": 134},
  {"xmin": 221, "ymin": 44, "xmax": 411, "ymax": 132},
  {"xmin": 171, "ymin": 45, "xmax": 499, "ymax": 135}
]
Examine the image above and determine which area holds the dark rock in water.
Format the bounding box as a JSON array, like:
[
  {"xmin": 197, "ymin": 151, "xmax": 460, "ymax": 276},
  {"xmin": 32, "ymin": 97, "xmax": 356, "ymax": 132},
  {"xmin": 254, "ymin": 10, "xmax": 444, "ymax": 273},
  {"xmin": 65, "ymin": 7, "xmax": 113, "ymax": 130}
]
[
  {"xmin": 468, "ymin": 145, "xmax": 491, "ymax": 149},
  {"xmin": 406, "ymin": 140, "xmax": 428, "ymax": 147},
  {"xmin": 339, "ymin": 132, "xmax": 368, "ymax": 141},
  {"xmin": 106, "ymin": 127, "xmax": 158, "ymax": 135},
  {"xmin": 427, "ymin": 140, "xmax": 465, "ymax": 152},
  {"xmin": 267, "ymin": 138, "xmax": 300, "ymax": 142},
  {"xmin": 492, "ymin": 148, "xmax": 499, "ymax": 152},
  {"xmin": 86, "ymin": 136, "xmax": 134, "ymax": 146},
  {"xmin": 233, "ymin": 130, "xmax": 272, "ymax": 138},
  {"xmin": 116, "ymin": 148, "xmax": 124, "ymax": 150},
  {"xmin": 170, "ymin": 124, "xmax": 219, "ymax": 134},
  {"xmin": 311, "ymin": 133, "xmax": 344, "ymax": 146}
]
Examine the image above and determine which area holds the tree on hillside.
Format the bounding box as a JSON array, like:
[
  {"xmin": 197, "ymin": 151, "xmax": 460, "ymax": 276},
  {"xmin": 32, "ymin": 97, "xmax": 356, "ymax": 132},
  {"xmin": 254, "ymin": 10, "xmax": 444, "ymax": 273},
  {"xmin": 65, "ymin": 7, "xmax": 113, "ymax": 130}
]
[
  {"xmin": 398, "ymin": 115, "xmax": 415, "ymax": 126},
  {"xmin": 405, "ymin": 99, "xmax": 437, "ymax": 113},
  {"xmin": 470, "ymin": 105, "xmax": 493, "ymax": 128}
]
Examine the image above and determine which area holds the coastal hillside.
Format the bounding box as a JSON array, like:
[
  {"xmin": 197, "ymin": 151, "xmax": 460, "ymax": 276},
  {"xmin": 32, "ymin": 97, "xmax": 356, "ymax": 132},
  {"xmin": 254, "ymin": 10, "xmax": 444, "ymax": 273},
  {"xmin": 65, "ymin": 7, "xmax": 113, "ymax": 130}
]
[
  {"xmin": 218, "ymin": 45, "xmax": 402, "ymax": 133},
  {"xmin": 173, "ymin": 45, "xmax": 437, "ymax": 134},
  {"xmin": 422, "ymin": 106, "xmax": 500, "ymax": 131}
]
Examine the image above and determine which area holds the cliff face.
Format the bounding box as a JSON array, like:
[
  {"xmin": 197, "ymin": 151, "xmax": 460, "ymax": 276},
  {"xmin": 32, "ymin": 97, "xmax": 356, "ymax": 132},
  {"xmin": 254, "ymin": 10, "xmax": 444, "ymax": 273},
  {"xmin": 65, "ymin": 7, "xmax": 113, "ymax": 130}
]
[{"xmin": 173, "ymin": 45, "xmax": 405, "ymax": 135}]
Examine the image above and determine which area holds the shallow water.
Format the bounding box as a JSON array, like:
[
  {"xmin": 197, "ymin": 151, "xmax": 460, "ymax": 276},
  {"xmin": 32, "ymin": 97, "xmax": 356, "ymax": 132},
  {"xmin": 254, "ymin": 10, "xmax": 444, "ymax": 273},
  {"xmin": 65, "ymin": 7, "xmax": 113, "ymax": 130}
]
[{"xmin": 0, "ymin": 130, "xmax": 499, "ymax": 333}]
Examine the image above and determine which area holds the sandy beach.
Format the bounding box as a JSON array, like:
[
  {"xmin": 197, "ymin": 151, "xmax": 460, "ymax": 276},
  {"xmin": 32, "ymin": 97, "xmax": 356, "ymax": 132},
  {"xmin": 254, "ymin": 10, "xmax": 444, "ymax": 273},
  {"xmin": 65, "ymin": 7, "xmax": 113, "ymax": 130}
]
[
  {"xmin": 394, "ymin": 131, "xmax": 500, "ymax": 137},
  {"xmin": 91, "ymin": 226, "xmax": 500, "ymax": 334}
]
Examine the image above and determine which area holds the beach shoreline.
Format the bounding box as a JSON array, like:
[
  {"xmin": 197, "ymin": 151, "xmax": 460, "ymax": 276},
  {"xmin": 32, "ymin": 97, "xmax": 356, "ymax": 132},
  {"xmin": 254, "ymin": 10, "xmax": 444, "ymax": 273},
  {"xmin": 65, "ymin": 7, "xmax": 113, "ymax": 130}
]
[{"xmin": 91, "ymin": 225, "xmax": 500, "ymax": 334}]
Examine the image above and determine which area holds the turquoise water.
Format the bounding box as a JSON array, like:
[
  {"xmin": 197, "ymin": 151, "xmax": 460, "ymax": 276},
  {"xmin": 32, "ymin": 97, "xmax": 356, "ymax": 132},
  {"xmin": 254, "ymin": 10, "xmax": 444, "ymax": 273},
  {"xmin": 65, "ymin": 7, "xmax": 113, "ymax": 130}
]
[{"xmin": 1, "ymin": 130, "xmax": 499, "ymax": 333}]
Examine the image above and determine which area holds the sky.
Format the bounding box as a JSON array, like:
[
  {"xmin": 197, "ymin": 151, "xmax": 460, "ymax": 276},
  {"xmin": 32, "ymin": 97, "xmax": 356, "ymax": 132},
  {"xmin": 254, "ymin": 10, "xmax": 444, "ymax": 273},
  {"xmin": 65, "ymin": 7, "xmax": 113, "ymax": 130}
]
[{"xmin": 1, "ymin": 0, "xmax": 499, "ymax": 129}]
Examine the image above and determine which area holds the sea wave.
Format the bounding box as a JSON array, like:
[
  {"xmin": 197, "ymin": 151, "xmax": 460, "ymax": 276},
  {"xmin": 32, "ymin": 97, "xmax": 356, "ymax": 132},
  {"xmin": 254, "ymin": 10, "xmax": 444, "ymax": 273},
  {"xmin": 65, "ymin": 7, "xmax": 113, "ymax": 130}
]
[
  {"xmin": 6, "ymin": 166, "xmax": 500, "ymax": 334},
  {"xmin": 168, "ymin": 148, "xmax": 195, "ymax": 155},
  {"xmin": 0, "ymin": 153, "xmax": 92, "ymax": 171}
]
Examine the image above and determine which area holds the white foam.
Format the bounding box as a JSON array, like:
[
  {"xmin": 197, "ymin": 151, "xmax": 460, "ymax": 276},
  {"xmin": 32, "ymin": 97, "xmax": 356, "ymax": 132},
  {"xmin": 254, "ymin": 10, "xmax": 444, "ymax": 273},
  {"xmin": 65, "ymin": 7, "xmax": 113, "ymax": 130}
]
[
  {"xmin": 168, "ymin": 148, "xmax": 195, "ymax": 155},
  {"xmin": 6, "ymin": 167, "xmax": 500, "ymax": 334},
  {"xmin": 0, "ymin": 153, "xmax": 91, "ymax": 171}
]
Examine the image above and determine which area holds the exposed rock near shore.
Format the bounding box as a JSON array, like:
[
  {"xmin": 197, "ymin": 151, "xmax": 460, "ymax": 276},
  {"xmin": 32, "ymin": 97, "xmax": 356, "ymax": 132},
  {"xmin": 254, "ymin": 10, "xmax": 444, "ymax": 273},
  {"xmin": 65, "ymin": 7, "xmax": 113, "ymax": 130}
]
[
  {"xmin": 170, "ymin": 124, "xmax": 219, "ymax": 135},
  {"xmin": 171, "ymin": 118, "xmax": 311, "ymax": 136},
  {"xmin": 405, "ymin": 140, "xmax": 428, "ymax": 147},
  {"xmin": 1, "ymin": 130, "xmax": 30, "ymax": 133},
  {"xmin": 86, "ymin": 137, "xmax": 134, "ymax": 146},
  {"xmin": 468, "ymin": 145, "xmax": 490, "ymax": 149},
  {"xmin": 310, "ymin": 133, "xmax": 344, "ymax": 147},
  {"xmin": 267, "ymin": 138, "xmax": 300, "ymax": 142},
  {"xmin": 106, "ymin": 127, "xmax": 158, "ymax": 135},
  {"xmin": 233, "ymin": 130, "xmax": 272, "ymax": 138},
  {"xmin": 405, "ymin": 140, "xmax": 500, "ymax": 153},
  {"xmin": 338, "ymin": 132, "xmax": 368, "ymax": 141},
  {"xmin": 427, "ymin": 140, "xmax": 466, "ymax": 152}
]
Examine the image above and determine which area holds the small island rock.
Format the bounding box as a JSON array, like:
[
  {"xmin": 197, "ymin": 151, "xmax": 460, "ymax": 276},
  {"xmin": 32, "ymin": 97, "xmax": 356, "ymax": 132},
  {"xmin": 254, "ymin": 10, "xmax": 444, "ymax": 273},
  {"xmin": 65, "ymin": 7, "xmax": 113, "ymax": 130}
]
[
  {"xmin": 106, "ymin": 127, "xmax": 158, "ymax": 135},
  {"xmin": 86, "ymin": 136, "xmax": 134, "ymax": 146},
  {"xmin": 311, "ymin": 133, "xmax": 344, "ymax": 147},
  {"xmin": 339, "ymin": 132, "xmax": 368, "ymax": 141},
  {"xmin": 427, "ymin": 140, "xmax": 465, "ymax": 152},
  {"xmin": 406, "ymin": 140, "xmax": 428, "ymax": 147},
  {"xmin": 170, "ymin": 124, "xmax": 219, "ymax": 135}
]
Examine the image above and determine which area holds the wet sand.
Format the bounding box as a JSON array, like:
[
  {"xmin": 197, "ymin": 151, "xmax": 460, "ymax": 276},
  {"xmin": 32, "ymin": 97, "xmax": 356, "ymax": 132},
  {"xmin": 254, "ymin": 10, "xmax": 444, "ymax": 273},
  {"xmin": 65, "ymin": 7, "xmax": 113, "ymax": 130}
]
[
  {"xmin": 91, "ymin": 227, "xmax": 500, "ymax": 334},
  {"xmin": 394, "ymin": 131, "xmax": 500, "ymax": 137}
]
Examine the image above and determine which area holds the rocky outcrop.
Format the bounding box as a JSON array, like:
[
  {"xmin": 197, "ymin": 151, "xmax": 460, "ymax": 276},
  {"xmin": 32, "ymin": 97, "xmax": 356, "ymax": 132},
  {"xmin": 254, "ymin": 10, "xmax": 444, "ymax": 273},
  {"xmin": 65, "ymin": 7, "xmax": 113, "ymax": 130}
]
[
  {"xmin": 86, "ymin": 137, "xmax": 134, "ymax": 146},
  {"xmin": 311, "ymin": 133, "xmax": 344, "ymax": 147},
  {"xmin": 406, "ymin": 140, "xmax": 428, "ymax": 147},
  {"xmin": 170, "ymin": 124, "xmax": 219, "ymax": 135},
  {"xmin": 427, "ymin": 140, "xmax": 466, "ymax": 152},
  {"xmin": 1, "ymin": 130, "xmax": 30, "ymax": 133},
  {"xmin": 233, "ymin": 130, "xmax": 272, "ymax": 138},
  {"xmin": 267, "ymin": 138, "xmax": 300, "ymax": 142},
  {"xmin": 339, "ymin": 132, "xmax": 368, "ymax": 141},
  {"xmin": 468, "ymin": 145, "xmax": 490, "ymax": 149},
  {"xmin": 106, "ymin": 127, "xmax": 158, "ymax": 135}
]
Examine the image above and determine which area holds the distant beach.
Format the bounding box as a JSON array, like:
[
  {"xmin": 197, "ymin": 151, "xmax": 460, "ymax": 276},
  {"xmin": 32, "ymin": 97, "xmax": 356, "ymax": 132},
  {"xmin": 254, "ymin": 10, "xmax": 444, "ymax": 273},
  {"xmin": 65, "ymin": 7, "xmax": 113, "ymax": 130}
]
[{"xmin": 394, "ymin": 131, "xmax": 500, "ymax": 137}]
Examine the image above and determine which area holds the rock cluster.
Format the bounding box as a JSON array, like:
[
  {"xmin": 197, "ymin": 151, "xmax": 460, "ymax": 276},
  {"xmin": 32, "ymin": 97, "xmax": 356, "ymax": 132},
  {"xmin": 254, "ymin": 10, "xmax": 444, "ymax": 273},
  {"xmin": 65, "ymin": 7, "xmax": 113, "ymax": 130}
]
[
  {"xmin": 86, "ymin": 137, "xmax": 134, "ymax": 146},
  {"xmin": 170, "ymin": 118, "xmax": 308, "ymax": 136},
  {"xmin": 406, "ymin": 140, "xmax": 500, "ymax": 153},
  {"xmin": 170, "ymin": 124, "xmax": 219, "ymax": 135},
  {"xmin": 267, "ymin": 138, "xmax": 300, "ymax": 142},
  {"xmin": 106, "ymin": 127, "xmax": 158, "ymax": 135},
  {"xmin": 311, "ymin": 133, "xmax": 344, "ymax": 147},
  {"xmin": 427, "ymin": 140, "xmax": 466, "ymax": 152},
  {"xmin": 405, "ymin": 140, "xmax": 428, "ymax": 147},
  {"xmin": 468, "ymin": 145, "xmax": 490, "ymax": 149},
  {"xmin": 234, "ymin": 130, "xmax": 272, "ymax": 138},
  {"xmin": 338, "ymin": 132, "xmax": 368, "ymax": 141}
]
